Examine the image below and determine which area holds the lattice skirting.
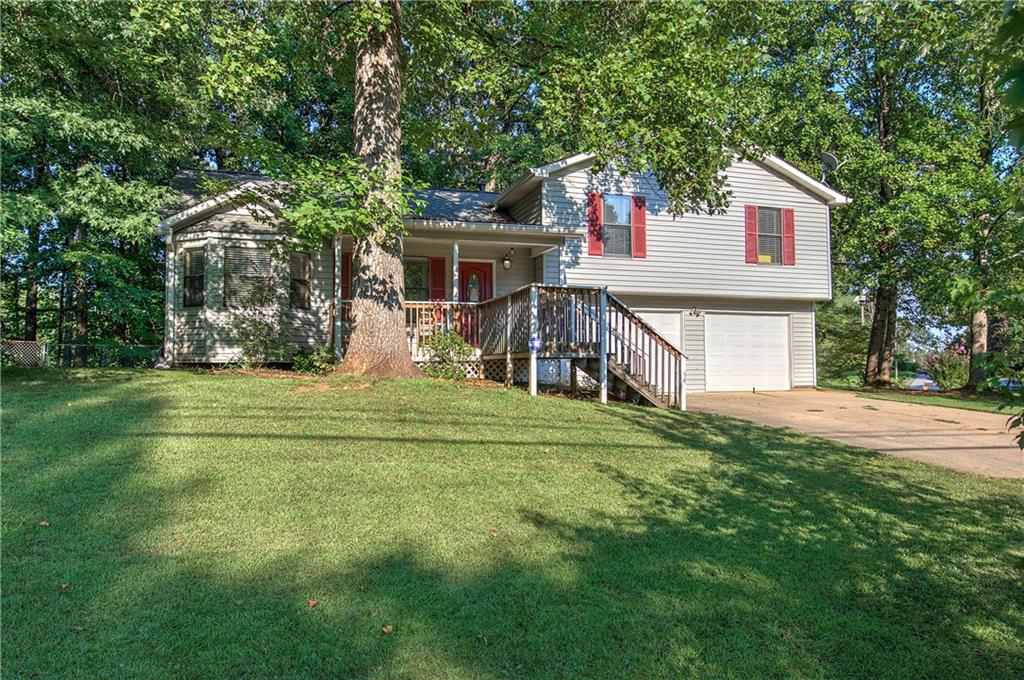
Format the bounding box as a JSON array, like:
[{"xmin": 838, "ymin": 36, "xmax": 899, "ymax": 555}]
[{"xmin": 414, "ymin": 360, "xmax": 484, "ymax": 380}]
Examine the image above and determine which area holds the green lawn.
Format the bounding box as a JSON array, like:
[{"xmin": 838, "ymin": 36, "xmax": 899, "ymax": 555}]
[
  {"xmin": 822, "ymin": 385, "xmax": 1012, "ymax": 414},
  {"xmin": 3, "ymin": 369, "xmax": 1023, "ymax": 679}
]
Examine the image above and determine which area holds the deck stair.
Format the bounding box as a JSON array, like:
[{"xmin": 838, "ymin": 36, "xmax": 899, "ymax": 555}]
[{"xmin": 337, "ymin": 283, "xmax": 686, "ymax": 409}]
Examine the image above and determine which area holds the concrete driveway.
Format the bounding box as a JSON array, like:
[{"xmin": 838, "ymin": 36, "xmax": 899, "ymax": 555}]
[{"xmin": 688, "ymin": 389, "xmax": 1023, "ymax": 478}]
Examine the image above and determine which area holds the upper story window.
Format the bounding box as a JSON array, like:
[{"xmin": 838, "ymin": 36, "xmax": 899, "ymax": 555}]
[
  {"xmin": 183, "ymin": 247, "xmax": 205, "ymax": 308},
  {"xmin": 289, "ymin": 251, "xmax": 311, "ymax": 309},
  {"xmin": 602, "ymin": 194, "xmax": 632, "ymax": 256},
  {"xmin": 757, "ymin": 207, "xmax": 783, "ymax": 265},
  {"xmin": 404, "ymin": 258, "xmax": 429, "ymax": 301}
]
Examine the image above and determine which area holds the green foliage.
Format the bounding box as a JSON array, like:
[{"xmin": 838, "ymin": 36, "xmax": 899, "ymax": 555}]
[
  {"xmin": 999, "ymin": 1, "xmax": 1024, "ymax": 141},
  {"xmin": 421, "ymin": 331, "xmax": 475, "ymax": 380},
  {"xmin": 923, "ymin": 349, "xmax": 970, "ymax": 390},
  {"xmin": 261, "ymin": 157, "xmax": 425, "ymax": 250},
  {"xmin": 225, "ymin": 273, "xmax": 286, "ymax": 369},
  {"xmin": 291, "ymin": 347, "xmax": 338, "ymax": 375},
  {"xmin": 815, "ymin": 298, "xmax": 871, "ymax": 380}
]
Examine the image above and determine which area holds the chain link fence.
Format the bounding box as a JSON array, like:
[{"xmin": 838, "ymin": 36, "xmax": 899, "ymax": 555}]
[{"xmin": 1, "ymin": 341, "xmax": 162, "ymax": 368}]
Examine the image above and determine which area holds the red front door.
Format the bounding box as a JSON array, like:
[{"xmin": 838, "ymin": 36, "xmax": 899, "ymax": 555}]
[{"xmin": 459, "ymin": 262, "xmax": 493, "ymax": 303}]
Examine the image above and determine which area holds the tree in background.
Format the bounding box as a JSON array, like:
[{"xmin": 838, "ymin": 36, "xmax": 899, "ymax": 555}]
[{"xmin": 0, "ymin": 0, "xmax": 279, "ymax": 359}]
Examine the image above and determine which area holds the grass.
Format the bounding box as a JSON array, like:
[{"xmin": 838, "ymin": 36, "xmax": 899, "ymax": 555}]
[
  {"xmin": 3, "ymin": 369, "xmax": 1023, "ymax": 679},
  {"xmin": 821, "ymin": 384, "xmax": 1012, "ymax": 414}
]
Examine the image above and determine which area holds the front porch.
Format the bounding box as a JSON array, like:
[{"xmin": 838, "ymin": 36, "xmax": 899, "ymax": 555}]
[{"xmin": 338, "ymin": 283, "xmax": 687, "ymax": 410}]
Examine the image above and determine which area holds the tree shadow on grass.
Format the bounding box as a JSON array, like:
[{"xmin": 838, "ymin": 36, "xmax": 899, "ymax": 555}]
[{"xmin": 2, "ymin": 371, "xmax": 1022, "ymax": 678}]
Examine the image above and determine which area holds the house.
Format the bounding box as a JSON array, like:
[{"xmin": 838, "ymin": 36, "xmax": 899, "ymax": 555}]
[{"xmin": 156, "ymin": 153, "xmax": 850, "ymax": 408}]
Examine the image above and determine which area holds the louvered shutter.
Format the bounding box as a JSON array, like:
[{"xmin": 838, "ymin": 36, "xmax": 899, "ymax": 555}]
[
  {"xmin": 744, "ymin": 205, "xmax": 758, "ymax": 264},
  {"xmin": 289, "ymin": 252, "xmax": 311, "ymax": 309},
  {"xmin": 224, "ymin": 247, "xmax": 272, "ymax": 307},
  {"xmin": 341, "ymin": 251, "xmax": 352, "ymax": 300},
  {"xmin": 587, "ymin": 192, "xmax": 604, "ymax": 256},
  {"xmin": 631, "ymin": 196, "xmax": 647, "ymax": 258},
  {"xmin": 428, "ymin": 257, "xmax": 446, "ymax": 300},
  {"xmin": 782, "ymin": 208, "xmax": 796, "ymax": 265},
  {"xmin": 183, "ymin": 247, "xmax": 205, "ymax": 307}
]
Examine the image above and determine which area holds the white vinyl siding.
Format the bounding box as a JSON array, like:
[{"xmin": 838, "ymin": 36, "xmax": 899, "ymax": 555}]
[
  {"xmin": 614, "ymin": 295, "xmax": 817, "ymax": 393},
  {"xmin": 508, "ymin": 185, "xmax": 542, "ymax": 223},
  {"xmin": 546, "ymin": 158, "xmax": 832, "ymax": 300}
]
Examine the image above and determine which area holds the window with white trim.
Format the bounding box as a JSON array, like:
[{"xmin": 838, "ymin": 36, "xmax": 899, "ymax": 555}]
[
  {"xmin": 757, "ymin": 207, "xmax": 783, "ymax": 265},
  {"xmin": 183, "ymin": 247, "xmax": 205, "ymax": 308},
  {"xmin": 224, "ymin": 247, "xmax": 274, "ymax": 307},
  {"xmin": 404, "ymin": 258, "xmax": 429, "ymax": 301},
  {"xmin": 602, "ymin": 194, "xmax": 632, "ymax": 256}
]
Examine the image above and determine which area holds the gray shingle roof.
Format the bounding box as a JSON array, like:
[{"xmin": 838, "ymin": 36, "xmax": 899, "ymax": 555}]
[
  {"xmin": 165, "ymin": 168, "xmax": 271, "ymax": 214},
  {"xmin": 166, "ymin": 170, "xmax": 516, "ymax": 225},
  {"xmin": 413, "ymin": 189, "xmax": 511, "ymax": 223}
]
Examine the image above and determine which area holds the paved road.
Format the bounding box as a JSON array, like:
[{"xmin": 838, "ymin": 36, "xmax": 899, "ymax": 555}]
[{"xmin": 688, "ymin": 389, "xmax": 1023, "ymax": 479}]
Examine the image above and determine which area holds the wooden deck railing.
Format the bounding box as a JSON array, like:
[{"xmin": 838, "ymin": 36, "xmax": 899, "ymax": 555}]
[
  {"xmin": 606, "ymin": 292, "xmax": 686, "ymax": 409},
  {"xmin": 338, "ymin": 300, "xmax": 480, "ymax": 361},
  {"xmin": 339, "ymin": 284, "xmax": 686, "ymax": 409}
]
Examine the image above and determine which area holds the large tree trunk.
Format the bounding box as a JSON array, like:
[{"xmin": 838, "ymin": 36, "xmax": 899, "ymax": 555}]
[
  {"xmin": 966, "ymin": 75, "xmax": 998, "ymax": 391},
  {"xmin": 24, "ymin": 222, "xmax": 39, "ymax": 341},
  {"xmin": 341, "ymin": 0, "xmax": 419, "ymax": 378},
  {"xmin": 864, "ymin": 281, "xmax": 897, "ymax": 387}
]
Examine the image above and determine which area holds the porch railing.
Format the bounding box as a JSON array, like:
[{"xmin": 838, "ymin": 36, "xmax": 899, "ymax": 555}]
[
  {"xmin": 338, "ymin": 300, "xmax": 480, "ymax": 361},
  {"xmin": 338, "ymin": 284, "xmax": 686, "ymax": 409}
]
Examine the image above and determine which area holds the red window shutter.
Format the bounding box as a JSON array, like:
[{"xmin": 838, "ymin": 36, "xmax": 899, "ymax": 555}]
[
  {"xmin": 341, "ymin": 251, "xmax": 353, "ymax": 299},
  {"xmin": 587, "ymin": 192, "xmax": 604, "ymax": 256},
  {"xmin": 631, "ymin": 195, "xmax": 647, "ymax": 258},
  {"xmin": 744, "ymin": 205, "xmax": 758, "ymax": 264},
  {"xmin": 429, "ymin": 257, "xmax": 447, "ymax": 300},
  {"xmin": 782, "ymin": 207, "xmax": 796, "ymax": 265}
]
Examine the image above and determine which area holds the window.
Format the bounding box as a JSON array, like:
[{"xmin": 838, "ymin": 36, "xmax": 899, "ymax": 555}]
[
  {"xmin": 224, "ymin": 247, "xmax": 273, "ymax": 307},
  {"xmin": 290, "ymin": 252, "xmax": 311, "ymax": 309},
  {"xmin": 404, "ymin": 258, "xmax": 429, "ymax": 301},
  {"xmin": 183, "ymin": 247, "xmax": 205, "ymax": 308},
  {"xmin": 602, "ymin": 194, "xmax": 632, "ymax": 256},
  {"xmin": 757, "ymin": 207, "xmax": 783, "ymax": 265}
]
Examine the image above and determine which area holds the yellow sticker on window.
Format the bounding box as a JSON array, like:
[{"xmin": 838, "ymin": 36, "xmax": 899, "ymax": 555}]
[{"xmin": 758, "ymin": 254, "xmax": 773, "ymax": 264}]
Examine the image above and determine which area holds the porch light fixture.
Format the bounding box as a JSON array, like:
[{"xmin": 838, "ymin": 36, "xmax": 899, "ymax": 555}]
[{"xmin": 502, "ymin": 248, "xmax": 515, "ymax": 270}]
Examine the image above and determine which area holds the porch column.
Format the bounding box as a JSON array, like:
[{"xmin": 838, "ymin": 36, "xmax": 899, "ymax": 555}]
[
  {"xmin": 451, "ymin": 240, "xmax": 459, "ymax": 302},
  {"xmin": 333, "ymin": 237, "xmax": 344, "ymax": 361}
]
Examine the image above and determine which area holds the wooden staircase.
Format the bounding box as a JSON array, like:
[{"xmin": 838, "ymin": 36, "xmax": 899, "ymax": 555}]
[
  {"xmin": 573, "ymin": 356, "xmax": 679, "ymax": 408},
  {"xmin": 570, "ymin": 292, "xmax": 685, "ymax": 409}
]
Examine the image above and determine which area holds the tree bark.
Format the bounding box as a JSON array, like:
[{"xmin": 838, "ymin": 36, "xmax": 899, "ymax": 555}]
[
  {"xmin": 24, "ymin": 222, "xmax": 39, "ymax": 341},
  {"xmin": 341, "ymin": 0, "xmax": 420, "ymax": 378},
  {"xmin": 966, "ymin": 74, "xmax": 998, "ymax": 391},
  {"xmin": 864, "ymin": 281, "xmax": 897, "ymax": 387}
]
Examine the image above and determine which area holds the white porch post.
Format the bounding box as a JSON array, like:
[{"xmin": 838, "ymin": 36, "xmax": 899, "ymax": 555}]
[
  {"xmin": 333, "ymin": 237, "xmax": 343, "ymax": 361},
  {"xmin": 529, "ymin": 283, "xmax": 539, "ymax": 397},
  {"xmin": 678, "ymin": 354, "xmax": 687, "ymax": 411},
  {"xmin": 162, "ymin": 238, "xmax": 175, "ymax": 367},
  {"xmin": 599, "ymin": 287, "xmax": 608, "ymax": 404},
  {"xmin": 451, "ymin": 240, "xmax": 459, "ymax": 301}
]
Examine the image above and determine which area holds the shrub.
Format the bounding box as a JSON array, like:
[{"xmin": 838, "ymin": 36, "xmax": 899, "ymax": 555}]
[
  {"xmin": 421, "ymin": 331, "xmax": 475, "ymax": 380},
  {"xmin": 292, "ymin": 347, "xmax": 337, "ymax": 375},
  {"xmin": 226, "ymin": 275, "xmax": 286, "ymax": 369},
  {"xmin": 923, "ymin": 348, "xmax": 969, "ymax": 390}
]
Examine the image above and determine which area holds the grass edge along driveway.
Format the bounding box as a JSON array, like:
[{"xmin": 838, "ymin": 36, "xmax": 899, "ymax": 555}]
[{"xmin": 3, "ymin": 369, "xmax": 1022, "ymax": 679}]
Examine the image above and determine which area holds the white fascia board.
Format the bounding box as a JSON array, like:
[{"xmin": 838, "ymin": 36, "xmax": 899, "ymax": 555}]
[{"xmin": 759, "ymin": 155, "xmax": 852, "ymax": 207}]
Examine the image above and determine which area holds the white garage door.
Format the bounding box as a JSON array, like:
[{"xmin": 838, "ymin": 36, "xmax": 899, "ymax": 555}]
[
  {"xmin": 635, "ymin": 311, "xmax": 682, "ymax": 350},
  {"xmin": 706, "ymin": 313, "xmax": 790, "ymax": 391}
]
